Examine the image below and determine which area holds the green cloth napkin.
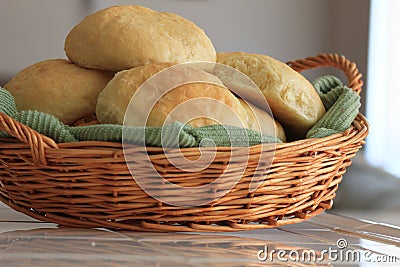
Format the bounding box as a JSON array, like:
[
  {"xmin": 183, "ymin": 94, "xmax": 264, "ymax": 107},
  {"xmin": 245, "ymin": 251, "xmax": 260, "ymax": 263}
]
[
  {"xmin": 0, "ymin": 75, "xmax": 361, "ymax": 145},
  {"xmin": 307, "ymin": 75, "xmax": 361, "ymax": 138}
]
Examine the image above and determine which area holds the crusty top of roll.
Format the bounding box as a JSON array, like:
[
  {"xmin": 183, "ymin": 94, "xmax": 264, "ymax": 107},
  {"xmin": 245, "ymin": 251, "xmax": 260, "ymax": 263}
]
[
  {"xmin": 217, "ymin": 52, "xmax": 326, "ymax": 140},
  {"xmin": 4, "ymin": 59, "xmax": 114, "ymax": 125},
  {"xmin": 65, "ymin": 6, "xmax": 217, "ymax": 71},
  {"xmin": 96, "ymin": 63, "xmax": 249, "ymax": 129}
]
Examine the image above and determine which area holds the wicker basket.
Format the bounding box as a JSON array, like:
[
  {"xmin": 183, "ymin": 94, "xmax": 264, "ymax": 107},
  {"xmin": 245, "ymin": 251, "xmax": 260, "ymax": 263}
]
[{"xmin": 0, "ymin": 54, "xmax": 368, "ymax": 232}]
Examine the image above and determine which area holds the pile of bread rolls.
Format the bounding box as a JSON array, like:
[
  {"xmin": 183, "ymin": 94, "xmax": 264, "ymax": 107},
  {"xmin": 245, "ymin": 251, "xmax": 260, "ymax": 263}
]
[{"xmin": 4, "ymin": 5, "xmax": 327, "ymax": 142}]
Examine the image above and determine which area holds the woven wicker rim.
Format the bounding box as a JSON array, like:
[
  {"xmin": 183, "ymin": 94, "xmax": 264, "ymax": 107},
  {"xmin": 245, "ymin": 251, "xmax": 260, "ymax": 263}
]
[{"xmin": 0, "ymin": 54, "xmax": 369, "ymax": 232}]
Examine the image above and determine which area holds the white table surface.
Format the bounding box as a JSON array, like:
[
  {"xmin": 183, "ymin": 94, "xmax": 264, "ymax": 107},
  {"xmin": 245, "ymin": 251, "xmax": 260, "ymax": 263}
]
[{"xmin": 0, "ymin": 203, "xmax": 399, "ymax": 266}]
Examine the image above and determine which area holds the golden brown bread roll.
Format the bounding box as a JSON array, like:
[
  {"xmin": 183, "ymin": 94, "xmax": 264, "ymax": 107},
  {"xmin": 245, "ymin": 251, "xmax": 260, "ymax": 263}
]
[
  {"xmin": 146, "ymin": 83, "xmax": 249, "ymax": 128},
  {"xmin": 4, "ymin": 59, "xmax": 114, "ymax": 125},
  {"xmin": 96, "ymin": 63, "xmax": 173, "ymax": 125},
  {"xmin": 238, "ymin": 99, "xmax": 286, "ymax": 142},
  {"xmin": 217, "ymin": 52, "xmax": 326, "ymax": 140},
  {"xmin": 65, "ymin": 6, "xmax": 217, "ymax": 71},
  {"xmin": 96, "ymin": 63, "xmax": 249, "ymax": 129}
]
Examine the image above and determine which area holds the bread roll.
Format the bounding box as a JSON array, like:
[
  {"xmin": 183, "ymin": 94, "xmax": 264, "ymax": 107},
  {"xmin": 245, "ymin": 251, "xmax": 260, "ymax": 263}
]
[
  {"xmin": 65, "ymin": 6, "xmax": 217, "ymax": 71},
  {"xmin": 239, "ymin": 99, "xmax": 286, "ymax": 142},
  {"xmin": 217, "ymin": 52, "xmax": 326, "ymax": 140},
  {"xmin": 96, "ymin": 63, "xmax": 249, "ymax": 129},
  {"xmin": 4, "ymin": 59, "xmax": 114, "ymax": 125},
  {"xmin": 147, "ymin": 83, "xmax": 249, "ymax": 128}
]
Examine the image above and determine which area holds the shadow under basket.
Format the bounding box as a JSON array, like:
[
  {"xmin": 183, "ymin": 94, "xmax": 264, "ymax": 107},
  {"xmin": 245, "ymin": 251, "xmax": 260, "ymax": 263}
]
[{"xmin": 0, "ymin": 54, "xmax": 369, "ymax": 232}]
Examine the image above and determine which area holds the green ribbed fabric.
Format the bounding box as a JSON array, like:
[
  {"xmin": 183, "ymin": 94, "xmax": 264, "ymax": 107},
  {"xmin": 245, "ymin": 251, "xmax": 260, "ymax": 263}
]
[
  {"xmin": 0, "ymin": 88, "xmax": 17, "ymax": 117},
  {"xmin": 313, "ymin": 75, "xmax": 343, "ymax": 95},
  {"xmin": 306, "ymin": 76, "xmax": 361, "ymax": 139},
  {"xmin": 70, "ymin": 122, "xmax": 281, "ymax": 147},
  {"xmin": 312, "ymin": 75, "xmax": 344, "ymax": 109},
  {"xmin": 70, "ymin": 122, "xmax": 199, "ymax": 147},
  {"xmin": 15, "ymin": 110, "xmax": 77, "ymax": 143},
  {"xmin": 0, "ymin": 88, "xmax": 18, "ymax": 137},
  {"xmin": 188, "ymin": 125, "xmax": 281, "ymax": 147}
]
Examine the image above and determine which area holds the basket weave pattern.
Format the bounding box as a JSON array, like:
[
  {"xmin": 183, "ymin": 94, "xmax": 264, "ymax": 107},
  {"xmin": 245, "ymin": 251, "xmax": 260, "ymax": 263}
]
[{"xmin": 0, "ymin": 54, "xmax": 369, "ymax": 232}]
